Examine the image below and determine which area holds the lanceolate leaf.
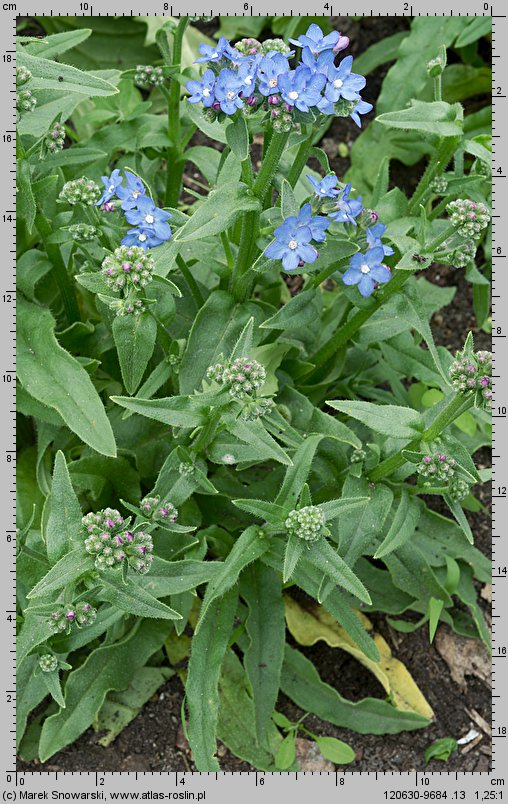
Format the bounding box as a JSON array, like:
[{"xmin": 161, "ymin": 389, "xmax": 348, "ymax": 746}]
[
  {"xmin": 304, "ymin": 538, "xmax": 372, "ymax": 604},
  {"xmin": 327, "ymin": 400, "xmax": 423, "ymax": 439},
  {"xmin": 241, "ymin": 563, "xmax": 285, "ymax": 748},
  {"xmin": 99, "ymin": 574, "xmax": 182, "ymax": 620},
  {"xmin": 233, "ymin": 499, "xmax": 288, "ymax": 523},
  {"xmin": 226, "ymin": 417, "xmax": 292, "ymax": 466},
  {"xmin": 275, "ymin": 434, "xmax": 325, "ymax": 508},
  {"xmin": 283, "ymin": 532, "xmax": 305, "ymax": 583},
  {"xmin": 27, "ymin": 550, "xmax": 94, "ymax": 599},
  {"xmin": 375, "ymin": 491, "xmax": 422, "ymax": 558},
  {"xmin": 18, "ymin": 298, "xmax": 117, "ymax": 457},
  {"xmin": 187, "ymin": 588, "xmax": 238, "ymax": 771},
  {"xmin": 44, "ymin": 451, "xmax": 83, "ymax": 563},
  {"xmin": 174, "ymin": 182, "xmax": 260, "ymax": 242},
  {"xmin": 113, "ymin": 313, "xmax": 157, "ymax": 395}
]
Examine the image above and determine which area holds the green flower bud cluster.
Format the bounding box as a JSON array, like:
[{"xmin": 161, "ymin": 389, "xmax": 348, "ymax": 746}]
[
  {"xmin": 108, "ymin": 297, "xmax": 146, "ymax": 317},
  {"xmin": 45, "ymin": 122, "xmax": 65, "ymax": 153},
  {"xmin": 240, "ymin": 397, "xmax": 273, "ymax": 421},
  {"xmin": 448, "ymin": 476, "xmax": 471, "ymax": 503},
  {"xmin": 446, "ymin": 199, "xmax": 490, "ymax": 238},
  {"xmin": 68, "ymin": 223, "xmax": 97, "ymax": 242},
  {"xmin": 449, "ymin": 348, "xmax": 492, "ymax": 408},
  {"xmin": 135, "ymin": 65, "xmax": 165, "ymax": 89},
  {"xmin": 83, "ymin": 507, "xmax": 154, "ymax": 574},
  {"xmin": 16, "ymin": 89, "xmax": 37, "ymax": 117},
  {"xmin": 179, "ymin": 461, "xmax": 195, "ymax": 476},
  {"xmin": 38, "ymin": 654, "xmax": 58, "ymax": 673},
  {"xmin": 261, "ymin": 38, "xmax": 292, "ymax": 55},
  {"xmin": 430, "ymin": 176, "xmax": 448, "ymax": 194},
  {"xmin": 207, "ymin": 355, "xmax": 266, "ymax": 399},
  {"xmin": 16, "ymin": 66, "xmax": 32, "ymax": 86},
  {"xmin": 101, "ymin": 245, "xmax": 154, "ymax": 292},
  {"xmin": 234, "ymin": 37, "xmax": 262, "ymax": 55},
  {"xmin": 450, "ymin": 239, "xmax": 476, "ymax": 269},
  {"xmin": 48, "ymin": 602, "xmax": 97, "ymax": 634},
  {"xmin": 417, "ymin": 453, "xmax": 457, "ymax": 484},
  {"xmin": 350, "ymin": 448, "xmax": 367, "ymax": 464},
  {"xmin": 59, "ymin": 177, "xmax": 101, "ymax": 206},
  {"xmin": 285, "ymin": 506, "xmax": 325, "ymax": 543},
  {"xmin": 140, "ymin": 494, "xmax": 178, "ymax": 523},
  {"xmin": 426, "ymin": 56, "xmax": 444, "ymax": 77},
  {"xmin": 272, "ymin": 112, "xmax": 293, "ymax": 134}
]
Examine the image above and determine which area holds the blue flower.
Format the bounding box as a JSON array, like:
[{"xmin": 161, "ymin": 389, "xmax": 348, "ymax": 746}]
[
  {"xmin": 96, "ymin": 169, "xmax": 123, "ymax": 206},
  {"xmin": 186, "ymin": 69, "xmax": 216, "ymax": 107},
  {"xmin": 122, "ymin": 228, "xmax": 164, "ymax": 250},
  {"xmin": 124, "ymin": 196, "xmax": 172, "ymax": 242},
  {"xmin": 278, "ymin": 66, "xmax": 326, "ymax": 112},
  {"xmin": 195, "ymin": 36, "xmax": 229, "ymax": 64},
  {"xmin": 265, "ymin": 218, "xmax": 318, "ymax": 272},
  {"xmin": 350, "ymin": 98, "xmax": 373, "ymax": 127},
  {"xmin": 257, "ymin": 53, "xmax": 290, "ymax": 96},
  {"xmin": 342, "ymin": 247, "xmax": 391, "ymax": 297},
  {"xmin": 116, "ymin": 172, "xmax": 147, "ymax": 211},
  {"xmin": 237, "ymin": 60, "xmax": 259, "ymax": 97},
  {"xmin": 214, "ymin": 68, "xmax": 244, "ymax": 115},
  {"xmin": 307, "ymin": 173, "xmax": 339, "ymax": 199},
  {"xmin": 289, "ymin": 23, "xmax": 340, "ymax": 55},
  {"xmin": 300, "ymin": 46, "xmax": 335, "ymax": 76},
  {"xmin": 224, "ymin": 43, "xmax": 250, "ymax": 68},
  {"xmin": 329, "ymin": 183, "xmax": 363, "ymax": 225},
  {"xmin": 295, "ymin": 203, "xmax": 330, "ymax": 242},
  {"xmin": 366, "ymin": 223, "xmax": 395, "ymax": 257},
  {"xmin": 323, "ymin": 56, "xmax": 366, "ymax": 103}
]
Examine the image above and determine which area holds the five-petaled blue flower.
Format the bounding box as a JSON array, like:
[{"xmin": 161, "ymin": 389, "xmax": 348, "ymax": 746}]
[
  {"xmin": 96, "ymin": 169, "xmax": 123, "ymax": 206},
  {"xmin": 289, "ymin": 23, "xmax": 340, "ymax": 55},
  {"xmin": 124, "ymin": 195, "xmax": 172, "ymax": 240},
  {"xmin": 257, "ymin": 53, "xmax": 290, "ymax": 96},
  {"xmin": 237, "ymin": 60, "xmax": 259, "ymax": 97},
  {"xmin": 307, "ymin": 173, "xmax": 339, "ymax": 199},
  {"xmin": 323, "ymin": 55, "xmax": 366, "ymax": 103},
  {"xmin": 122, "ymin": 228, "xmax": 166, "ymax": 250},
  {"xmin": 278, "ymin": 66, "xmax": 326, "ymax": 112},
  {"xmin": 195, "ymin": 36, "xmax": 229, "ymax": 64},
  {"xmin": 329, "ymin": 183, "xmax": 363, "ymax": 225},
  {"xmin": 265, "ymin": 217, "xmax": 319, "ymax": 272},
  {"xmin": 342, "ymin": 247, "xmax": 391, "ymax": 297},
  {"xmin": 214, "ymin": 68, "xmax": 244, "ymax": 115},
  {"xmin": 186, "ymin": 69, "xmax": 216, "ymax": 107},
  {"xmin": 350, "ymin": 98, "xmax": 373, "ymax": 127},
  {"xmin": 366, "ymin": 222, "xmax": 394, "ymax": 256},
  {"xmin": 300, "ymin": 46, "xmax": 335, "ymax": 76},
  {"xmin": 116, "ymin": 172, "xmax": 147, "ymax": 212},
  {"xmin": 295, "ymin": 203, "xmax": 330, "ymax": 242}
]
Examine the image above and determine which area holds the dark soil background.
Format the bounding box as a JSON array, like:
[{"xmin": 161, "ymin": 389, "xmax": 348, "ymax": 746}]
[{"xmin": 17, "ymin": 16, "xmax": 492, "ymax": 774}]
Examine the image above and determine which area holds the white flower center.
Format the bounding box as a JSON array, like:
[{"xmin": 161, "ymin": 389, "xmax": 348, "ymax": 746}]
[
  {"xmin": 211, "ymin": 52, "xmax": 219, "ymax": 59},
  {"xmin": 333, "ymin": 78, "xmax": 343, "ymax": 89},
  {"xmin": 138, "ymin": 234, "xmax": 147, "ymax": 242},
  {"xmin": 288, "ymin": 240, "xmax": 298, "ymax": 250},
  {"xmin": 144, "ymin": 214, "xmax": 155, "ymax": 224},
  {"xmin": 133, "ymin": 190, "xmax": 141, "ymax": 199},
  {"xmin": 226, "ymin": 91, "xmax": 235, "ymax": 100},
  {"xmin": 320, "ymin": 188, "xmax": 326, "ymax": 194},
  {"xmin": 203, "ymin": 88, "xmax": 211, "ymax": 97},
  {"xmin": 245, "ymin": 76, "xmax": 253, "ymax": 85},
  {"xmin": 268, "ymin": 78, "xmax": 278, "ymax": 88},
  {"xmin": 108, "ymin": 185, "xmax": 115, "ymax": 192},
  {"xmin": 360, "ymin": 263, "xmax": 370, "ymax": 274},
  {"xmin": 288, "ymin": 91, "xmax": 299, "ymax": 101}
]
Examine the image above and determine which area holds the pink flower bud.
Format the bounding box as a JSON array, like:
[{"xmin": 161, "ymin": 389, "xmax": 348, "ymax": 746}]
[{"xmin": 333, "ymin": 34, "xmax": 350, "ymax": 53}]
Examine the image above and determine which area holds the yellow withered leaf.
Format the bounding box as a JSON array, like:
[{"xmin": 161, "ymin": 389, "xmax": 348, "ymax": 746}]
[{"xmin": 284, "ymin": 596, "xmax": 433, "ymax": 720}]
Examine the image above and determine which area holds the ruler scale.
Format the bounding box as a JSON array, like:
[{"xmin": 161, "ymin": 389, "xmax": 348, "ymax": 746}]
[{"xmin": 8, "ymin": 3, "xmax": 502, "ymax": 799}]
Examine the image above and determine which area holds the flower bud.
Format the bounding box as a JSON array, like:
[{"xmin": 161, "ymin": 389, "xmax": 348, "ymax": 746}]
[
  {"xmin": 16, "ymin": 65, "xmax": 32, "ymax": 86},
  {"xmin": 134, "ymin": 64, "xmax": 165, "ymax": 89},
  {"xmin": 240, "ymin": 398, "xmax": 273, "ymax": 421},
  {"xmin": 350, "ymin": 448, "xmax": 367, "ymax": 464},
  {"xmin": 448, "ymin": 476, "xmax": 470, "ymax": 503},
  {"xmin": 101, "ymin": 245, "xmax": 154, "ymax": 291},
  {"xmin": 417, "ymin": 453, "xmax": 457, "ymax": 484},
  {"xmin": 16, "ymin": 89, "xmax": 37, "ymax": 117},
  {"xmin": 430, "ymin": 176, "xmax": 448, "ymax": 195},
  {"xmin": 235, "ymin": 37, "xmax": 261, "ymax": 56},
  {"xmin": 449, "ymin": 239, "xmax": 476, "ymax": 269},
  {"xmin": 261, "ymin": 38, "xmax": 292, "ymax": 56},
  {"xmin": 39, "ymin": 654, "xmax": 58, "ymax": 673},
  {"xmin": 59, "ymin": 177, "xmax": 101, "ymax": 206},
  {"xmin": 285, "ymin": 506, "xmax": 325, "ymax": 543},
  {"xmin": 447, "ymin": 199, "xmax": 490, "ymax": 238},
  {"xmin": 68, "ymin": 223, "xmax": 97, "ymax": 243},
  {"xmin": 333, "ymin": 34, "xmax": 350, "ymax": 53},
  {"xmin": 449, "ymin": 345, "xmax": 492, "ymax": 409},
  {"xmin": 426, "ymin": 56, "xmax": 444, "ymax": 78},
  {"xmin": 44, "ymin": 122, "xmax": 65, "ymax": 154},
  {"xmin": 179, "ymin": 461, "xmax": 195, "ymax": 476},
  {"xmin": 222, "ymin": 357, "xmax": 267, "ymax": 399}
]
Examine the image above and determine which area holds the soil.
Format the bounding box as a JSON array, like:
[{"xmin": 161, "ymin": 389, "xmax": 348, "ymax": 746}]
[{"xmin": 17, "ymin": 16, "xmax": 492, "ymax": 775}]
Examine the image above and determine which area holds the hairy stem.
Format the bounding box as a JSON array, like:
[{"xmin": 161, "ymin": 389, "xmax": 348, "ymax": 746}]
[
  {"xmin": 36, "ymin": 212, "xmax": 81, "ymax": 324},
  {"xmin": 408, "ymin": 137, "xmax": 459, "ymax": 215},
  {"xmin": 165, "ymin": 17, "xmax": 189, "ymax": 207},
  {"xmin": 176, "ymin": 254, "xmax": 204, "ymax": 307}
]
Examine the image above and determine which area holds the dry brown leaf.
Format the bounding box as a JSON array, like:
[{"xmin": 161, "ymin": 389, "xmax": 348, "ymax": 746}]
[
  {"xmin": 435, "ymin": 627, "xmax": 491, "ymax": 690},
  {"xmin": 295, "ymin": 738, "xmax": 335, "ymax": 772}
]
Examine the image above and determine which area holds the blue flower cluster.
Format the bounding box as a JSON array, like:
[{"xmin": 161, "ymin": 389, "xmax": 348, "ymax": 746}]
[
  {"xmin": 186, "ymin": 24, "xmax": 371, "ymax": 129},
  {"xmin": 265, "ymin": 172, "xmax": 394, "ymax": 297},
  {"xmin": 97, "ymin": 169, "xmax": 172, "ymax": 251}
]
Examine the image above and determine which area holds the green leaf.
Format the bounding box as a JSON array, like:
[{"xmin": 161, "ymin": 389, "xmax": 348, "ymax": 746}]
[
  {"xmin": 17, "ymin": 615, "xmax": 56, "ymax": 668},
  {"xmin": 225, "ymin": 115, "xmax": 249, "ymax": 162},
  {"xmin": 427, "ymin": 597, "xmax": 444, "ymax": 643},
  {"xmin": 44, "ymin": 451, "xmax": 82, "ymax": 563},
  {"xmin": 197, "ymin": 526, "xmax": 269, "ymax": 630},
  {"xmin": 260, "ymin": 289, "xmax": 322, "ymax": 332},
  {"xmin": 39, "ymin": 620, "xmax": 171, "ymax": 761},
  {"xmin": 424, "ymin": 737, "xmax": 458, "ymax": 763},
  {"xmin": 17, "ymin": 656, "xmax": 49, "ymax": 749},
  {"xmin": 41, "ymin": 670, "xmax": 66, "ymax": 709},
  {"xmin": 275, "ymin": 434, "xmax": 325, "ymax": 508},
  {"xmin": 174, "ymin": 182, "xmax": 260, "ymax": 242},
  {"xmin": 304, "ymin": 539, "xmax": 371, "ymax": 604},
  {"xmin": 111, "ymin": 392, "xmax": 214, "ymax": 428},
  {"xmin": 375, "ymin": 492, "xmax": 422, "ymax": 559},
  {"xmin": 318, "ymin": 497, "xmax": 370, "ymax": 522},
  {"xmin": 314, "ymin": 736, "xmax": 355, "ymax": 764},
  {"xmin": 377, "ymin": 100, "xmax": 463, "ymax": 138},
  {"xmin": 23, "ymin": 28, "xmax": 92, "ymax": 58},
  {"xmin": 455, "ymin": 17, "xmax": 491, "ymax": 48},
  {"xmin": 276, "ymin": 733, "xmax": 296, "ymax": 770},
  {"xmin": 99, "ymin": 574, "xmax": 182, "ymax": 620},
  {"xmin": 18, "ymin": 298, "xmax": 116, "ymax": 457},
  {"xmin": 113, "ymin": 313, "xmax": 157, "ymax": 395},
  {"xmin": 187, "ymin": 587, "xmax": 238, "ymax": 771},
  {"xmin": 241, "ymin": 563, "xmax": 285, "ymax": 748},
  {"xmin": 353, "ymin": 31, "xmax": 409, "ymax": 76},
  {"xmin": 283, "ymin": 532, "xmax": 305, "ymax": 583},
  {"xmin": 27, "ymin": 549, "xmax": 94, "ymax": 599},
  {"xmin": 179, "ymin": 290, "xmax": 264, "ymax": 394},
  {"xmin": 444, "ymin": 495, "xmax": 474, "ymax": 543},
  {"xmin": 281, "ymin": 646, "xmax": 430, "ymax": 735},
  {"xmin": 327, "ymin": 400, "xmax": 423, "ymax": 439},
  {"xmin": 280, "ymin": 178, "xmax": 299, "ymax": 219},
  {"xmin": 226, "ymin": 417, "xmax": 292, "ymax": 466},
  {"xmin": 17, "ymin": 159, "xmax": 36, "ymax": 234},
  {"xmin": 18, "ymin": 48, "xmax": 119, "ymax": 96},
  {"xmin": 233, "ymin": 499, "xmax": 287, "ymax": 523}
]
